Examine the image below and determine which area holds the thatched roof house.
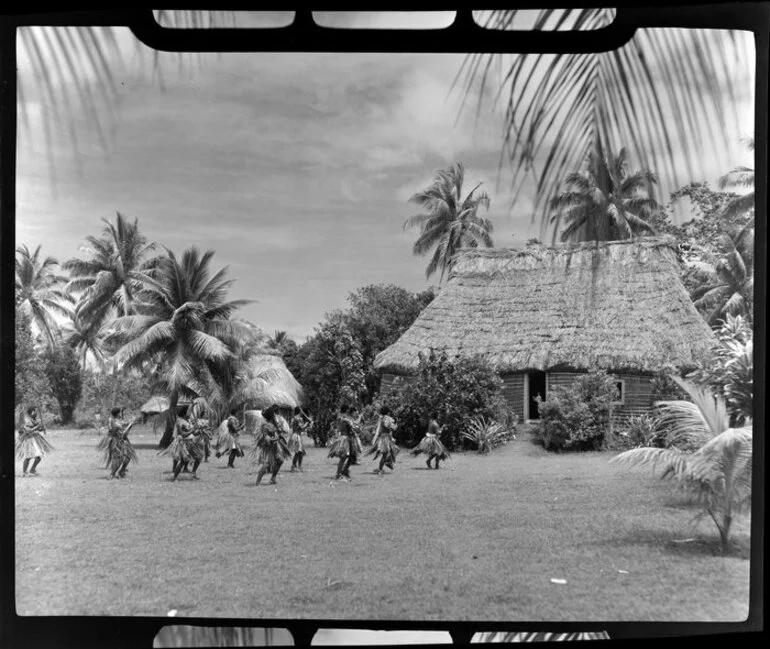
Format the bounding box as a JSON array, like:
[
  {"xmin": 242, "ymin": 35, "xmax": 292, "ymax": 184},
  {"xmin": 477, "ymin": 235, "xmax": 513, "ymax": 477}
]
[
  {"xmin": 243, "ymin": 351, "xmax": 304, "ymax": 411},
  {"xmin": 374, "ymin": 236, "xmax": 716, "ymax": 421}
]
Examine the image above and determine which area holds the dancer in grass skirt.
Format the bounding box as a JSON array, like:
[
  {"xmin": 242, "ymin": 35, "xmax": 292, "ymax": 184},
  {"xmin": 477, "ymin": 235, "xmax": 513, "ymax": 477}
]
[
  {"xmin": 328, "ymin": 404, "xmax": 358, "ymax": 481},
  {"xmin": 367, "ymin": 405, "xmax": 399, "ymax": 474},
  {"xmin": 411, "ymin": 412, "xmax": 450, "ymax": 469},
  {"xmin": 288, "ymin": 406, "xmax": 311, "ymax": 472},
  {"xmin": 104, "ymin": 407, "xmax": 138, "ymax": 480},
  {"xmin": 162, "ymin": 407, "xmax": 204, "ymax": 481},
  {"xmin": 190, "ymin": 400, "xmax": 212, "ymax": 462},
  {"xmin": 215, "ymin": 409, "xmax": 245, "ymax": 468},
  {"xmin": 251, "ymin": 405, "xmax": 292, "ymax": 485},
  {"xmin": 349, "ymin": 407, "xmax": 364, "ymax": 464},
  {"xmin": 16, "ymin": 406, "xmax": 53, "ymax": 477}
]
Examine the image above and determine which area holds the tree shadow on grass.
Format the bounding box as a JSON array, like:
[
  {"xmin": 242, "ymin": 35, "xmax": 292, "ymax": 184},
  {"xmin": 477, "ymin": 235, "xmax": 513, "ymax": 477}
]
[
  {"xmin": 602, "ymin": 528, "xmax": 750, "ymax": 559},
  {"xmin": 131, "ymin": 443, "xmax": 162, "ymax": 450}
]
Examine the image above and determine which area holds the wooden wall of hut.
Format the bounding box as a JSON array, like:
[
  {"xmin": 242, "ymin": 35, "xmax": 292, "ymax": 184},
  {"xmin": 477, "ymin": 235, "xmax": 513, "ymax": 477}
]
[{"xmin": 381, "ymin": 371, "xmax": 654, "ymax": 428}]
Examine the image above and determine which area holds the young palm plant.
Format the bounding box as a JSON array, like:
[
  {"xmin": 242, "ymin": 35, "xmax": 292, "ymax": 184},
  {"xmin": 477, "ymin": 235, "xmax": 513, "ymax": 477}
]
[
  {"xmin": 15, "ymin": 244, "xmax": 74, "ymax": 348},
  {"xmin": 610, "ymin": 377, "xmax": 752, "ymax": 553},
  {"xmin": 109, "ymin": 247, "xmax": 252, "ymax": 448},
  {"xmin": 461, "ymin": 416, "xmax": 510, "ymax": 454},
  {"xmin": 403, "ymin": 162, "xmax": 494, "ymax": 282},
  {"xmin": 549, "ymin": 144, "xmax": 662, "ymax": 242}
]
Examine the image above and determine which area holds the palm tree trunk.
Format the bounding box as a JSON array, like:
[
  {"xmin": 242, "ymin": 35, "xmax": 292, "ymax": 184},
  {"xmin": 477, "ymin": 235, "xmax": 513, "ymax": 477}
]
[{"xmin": 159, "ymin": 389, "xmax": 178, "ymax": 449}]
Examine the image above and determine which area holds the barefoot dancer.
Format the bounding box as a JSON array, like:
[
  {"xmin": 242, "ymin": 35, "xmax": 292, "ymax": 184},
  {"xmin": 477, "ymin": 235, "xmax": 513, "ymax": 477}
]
[
  {"xmin": 328, "ymin": 404, "xmax": 358, "ymax": 481},
  {"xmin": 367, "ymin": 405, "xmax": 399, "ymax": 474},
  {"xmin": 191, "ymin": 400, "xmax": 212, "ymax": 462},
  {"xmin": 16, "ymin": 406, "xmax": 53, "ymax": 477},
  {"xmin": 288, "ymin": 407, "xmax": 310, "ymax": 471},
  {"xmin": 252, "ymin": 405, "xmax": 292, "ymax": 485},
  {"xmin": 216, "ymin": 409, "xmax": 245, "ymax": 468},
  {"xmin": 411, "ymin": 412, "xmax": 450, "ymax": 469},
  {"xmin": 105, "ymin": 407, "xmax": 138, "ymax": 479},
  {"xmin": 163, "ymin": 407, "xmax": 204, "ymax": 481}
]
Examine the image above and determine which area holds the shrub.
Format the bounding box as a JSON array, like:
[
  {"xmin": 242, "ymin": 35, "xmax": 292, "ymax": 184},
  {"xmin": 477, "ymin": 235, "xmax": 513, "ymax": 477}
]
[
  {"xmin": 624, "ymin": 414, "xmax": 665, "ymax": 448},
  {"xmin": 379, "ymin": 350, "xmax": 509, "ymax": 451},
  {"xmin": 532, "ymin": 371, "xmax": 617, "ymax": 452},
  {"xmin": 41, "ymin": 345, "xmax": 83, "ymax": 425},
  {"xmin": 461, "ymin": 416, "xmax": 511, "ymax": 454}
]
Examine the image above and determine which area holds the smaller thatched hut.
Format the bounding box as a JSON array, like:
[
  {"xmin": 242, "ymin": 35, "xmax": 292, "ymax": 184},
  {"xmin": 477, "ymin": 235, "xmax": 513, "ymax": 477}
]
[
  {"xmin": 374, "ymin": 237, "xmax": 716, "ymax": 423},
  {"xmin": 240, "ymin": 351, "xmax": 304, "ymax": 423}
]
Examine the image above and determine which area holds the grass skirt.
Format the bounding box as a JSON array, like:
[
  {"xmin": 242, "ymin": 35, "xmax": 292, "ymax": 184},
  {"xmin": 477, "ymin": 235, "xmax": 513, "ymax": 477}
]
[
  {"xmin": 160, "ymin": 436, "xmax": 204, "ymax": 463},
  {"xmin": 411, "ymin": 434, "xmax": 450, "ymax": 460},
  {"xmin": 366, "ymin": 435, "xmax": 399, "ymax": 464},
  {"xmin": 103, "ymin": 436, "xmax": 138, "ymax": 467},
  {"xmin": 249, "ymin": 433, "xmax": 291, "ymax": 471},
  {"xmin": 215, "ymin": 429, "xmax": 244, "ymax": 456},
  {"xmin": 353, "ymin": 434, "xmax": 364, "ymax": 456},
  {"xmin": 288, "ymin": 431, "xmax": 305, "ymax": 456},
  {"xmin": 16, "ymin": 431, "xmax": 54, "ymax": 460},
  {"xmin": 327, "ymin": 435, "xmax": 352, "ymax": 459}
]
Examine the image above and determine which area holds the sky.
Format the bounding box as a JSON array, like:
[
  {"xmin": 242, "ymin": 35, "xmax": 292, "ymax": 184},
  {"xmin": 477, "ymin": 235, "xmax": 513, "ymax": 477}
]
[{"xmin": 15, "ymin": 11, "xmax": 755, "ymax": 342}]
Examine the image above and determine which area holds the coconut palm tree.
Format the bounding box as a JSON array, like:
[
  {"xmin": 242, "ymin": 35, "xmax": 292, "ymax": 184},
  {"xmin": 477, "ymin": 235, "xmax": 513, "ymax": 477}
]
[
  {"xmin": 109, "ymin": 246, "xmax": 252, "ymax": 448},
  {"xmin": 691, "ymin": 220, "xmax": 754, "ymax": 326},
  {"xmin": 549, "ymin": 144, "xmax": 662, "ymax": 242},
  {"xmin": 719, "ymin": 137, "xmax": 755, "ymax": 221},
  {"xmin": 15, "ymin": 244, "xmax": 74, "ymax": 348},
  {"xmin": 63, "ymin": 212, "xmax": 159, "ymax": 332},
  {"xmin": 458, "ymin": 10, "xmax": 753, "ymax": 234},
  {"xmin": 61, "ymin": 312, "xmax": 108, "ymax": 371},
  {"xmin": 191, "ymin": 322, "xmax": 289, "ymax": 426},
  {"xmin": 404, "ymin": 162, "xmax": 494, "ymax": 282},
  {"xmin": 610, "ymin": 377, "xmax": 752, "ymax": 554}
]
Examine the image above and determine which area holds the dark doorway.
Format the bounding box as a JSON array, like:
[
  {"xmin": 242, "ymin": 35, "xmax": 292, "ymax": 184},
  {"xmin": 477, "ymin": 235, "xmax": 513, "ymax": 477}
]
[{"xmin": 528, "ymin": 371, "xmax": 546, "ymax": 419}]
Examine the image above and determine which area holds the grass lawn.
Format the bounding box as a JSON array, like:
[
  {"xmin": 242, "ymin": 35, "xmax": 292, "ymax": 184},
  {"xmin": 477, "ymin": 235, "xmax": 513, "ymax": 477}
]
[{"xmin": 15, "ymin": 425, "xmax": 750, "ymax": 621}]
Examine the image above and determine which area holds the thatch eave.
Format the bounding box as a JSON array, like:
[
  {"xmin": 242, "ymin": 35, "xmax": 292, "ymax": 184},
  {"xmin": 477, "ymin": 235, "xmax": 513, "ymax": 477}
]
[{"xmin": 374, "ymin": 237, "xmax": 716, "ymax": 377}]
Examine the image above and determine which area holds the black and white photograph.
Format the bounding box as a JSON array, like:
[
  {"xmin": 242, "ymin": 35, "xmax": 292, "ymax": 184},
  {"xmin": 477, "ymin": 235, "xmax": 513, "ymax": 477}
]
[{"xmin": 7, "ymin": 8, "xmax": 759, "ymax": 644}]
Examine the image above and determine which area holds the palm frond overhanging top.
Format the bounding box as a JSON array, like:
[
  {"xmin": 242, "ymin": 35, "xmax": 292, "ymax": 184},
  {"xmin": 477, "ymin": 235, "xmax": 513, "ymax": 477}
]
[{"xmin": 457, "ymin": 10, "xmax": 753, "ymax": 234}]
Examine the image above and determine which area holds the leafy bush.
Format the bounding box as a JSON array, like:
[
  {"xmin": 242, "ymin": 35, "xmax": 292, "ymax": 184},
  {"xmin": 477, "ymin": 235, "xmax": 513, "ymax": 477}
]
[
  {"xmin": 14, "ymin": 306, "xmax": 55, "ymax": 425},
  {"xmin": 461, "ymin": 417, "xmax": 511, "ymax": 454},
  {"xmin": 532, "ymin": 371, "xmax": 617, "ymax": 452},
  {"xmin": 41, "ymin": 345, "xmax": 83, "ymax": 425},
  {"xmin": 379, "ymin": 350, "xmax": 509, "ymax": 451},
  {"xmin": 624, "ymin": 414, "xmax": 665, "ymax": 448}
]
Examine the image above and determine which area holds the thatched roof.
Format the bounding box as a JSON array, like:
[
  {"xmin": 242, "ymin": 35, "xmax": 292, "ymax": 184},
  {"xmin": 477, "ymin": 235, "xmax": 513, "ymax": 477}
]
[
  {"xmin": 243, "ymin": 352, "xmax": 304, "ymax": 410},
  {"xmin": 140, "ymin": 396, "xmax": 169, "ymax": 414},
  {"xmin": 374, "ymin": 236, "xmax": 716, "ymax": 375},
  {"xmin": 140, "ymin": 396, "xmax": 192, "ymax": 414}
]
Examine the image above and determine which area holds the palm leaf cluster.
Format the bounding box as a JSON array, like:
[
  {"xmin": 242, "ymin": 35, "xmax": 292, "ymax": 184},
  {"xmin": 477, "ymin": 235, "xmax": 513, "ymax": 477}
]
[
  {"xmin": 458, "ymin": 10, "xmax": 752, "ymax": 235},
  {"xmin": 610, "ymin": 378, "xmax": 752, "ymax": 553},
  {"xmin": 549, "ymin": 144, "xmax": 662, "ymax": 242},
  {"xmin": 719, "ymin": 137, "xmax": 755, "ymax": 222},
  {"xmin": 461, "ymin": 416, "xmax": 510, "ymax": 454},
  {"xmin": 15, "ymin": 244, "xmax": 74, "ymax": 347},
  {"xmin": 64, "ymin": 212, "xmax": 160, "ymax": 332},
  {"xmin": 18, "ymin": 12, "xmax": 237, "ymax": 182},
  {"xmin": 691, "ymin": 219, "xmax": 754, "ymax": 326},
  {"xmin": 404, "ymin": 162, "xmax": 494, "ymax": 282}
]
